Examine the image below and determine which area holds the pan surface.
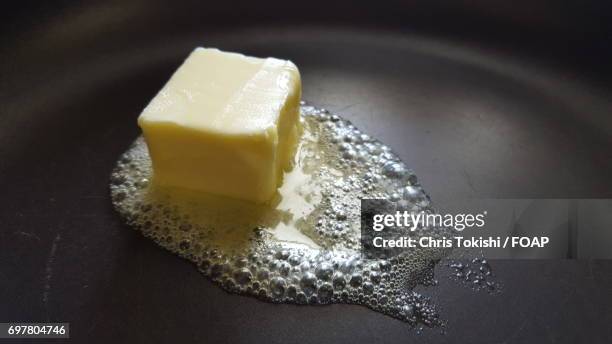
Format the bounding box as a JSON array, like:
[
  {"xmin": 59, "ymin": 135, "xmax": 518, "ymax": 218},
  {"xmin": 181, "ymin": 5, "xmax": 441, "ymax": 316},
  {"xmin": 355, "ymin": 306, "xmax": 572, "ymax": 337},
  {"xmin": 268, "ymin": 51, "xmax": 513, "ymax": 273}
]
[{"xmin": 2, "ymin": 2, "xmax": 612, "ymax": 343}]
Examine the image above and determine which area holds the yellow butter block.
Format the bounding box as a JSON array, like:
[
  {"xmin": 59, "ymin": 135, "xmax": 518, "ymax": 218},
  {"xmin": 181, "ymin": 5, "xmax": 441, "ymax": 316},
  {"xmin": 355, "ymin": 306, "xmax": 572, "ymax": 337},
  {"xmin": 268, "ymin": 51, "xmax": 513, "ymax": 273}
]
[{"xmin": 138, "ymin": 47, "xmax": 302, "ymax": 203}]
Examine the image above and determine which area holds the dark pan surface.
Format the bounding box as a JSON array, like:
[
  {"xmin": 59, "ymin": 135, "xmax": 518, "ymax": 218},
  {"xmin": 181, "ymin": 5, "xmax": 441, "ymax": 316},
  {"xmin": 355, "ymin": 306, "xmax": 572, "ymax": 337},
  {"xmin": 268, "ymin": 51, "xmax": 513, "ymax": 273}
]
[{"xmin": 2, "ymin": 2, "xmax": 612, "ymax": 343}]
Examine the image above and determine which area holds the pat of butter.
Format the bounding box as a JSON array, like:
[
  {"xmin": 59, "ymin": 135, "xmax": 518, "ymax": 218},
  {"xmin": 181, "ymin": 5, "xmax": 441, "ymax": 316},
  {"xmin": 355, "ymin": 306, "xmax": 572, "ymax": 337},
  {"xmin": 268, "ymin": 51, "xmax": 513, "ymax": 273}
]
[{"xmin": 138, "ymin": 47, "xmax": 302, "ymax": 203}]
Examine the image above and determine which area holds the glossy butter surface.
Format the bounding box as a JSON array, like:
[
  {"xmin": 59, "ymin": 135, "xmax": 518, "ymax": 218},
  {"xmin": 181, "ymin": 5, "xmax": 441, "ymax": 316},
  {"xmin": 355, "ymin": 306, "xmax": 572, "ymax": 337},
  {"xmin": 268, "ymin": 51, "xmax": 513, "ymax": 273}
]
[{"xmin": 138, "ymin": 47, "xmax": 302, "ymax": 203}]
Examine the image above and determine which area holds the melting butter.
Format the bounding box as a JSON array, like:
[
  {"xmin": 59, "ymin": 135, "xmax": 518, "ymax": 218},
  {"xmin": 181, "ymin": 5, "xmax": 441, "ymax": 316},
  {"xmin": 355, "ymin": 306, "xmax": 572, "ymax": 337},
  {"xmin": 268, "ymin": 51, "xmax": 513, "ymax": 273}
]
[{"xmin": 112, "ymin": 103, "xmax": 450, "ymax": 326}]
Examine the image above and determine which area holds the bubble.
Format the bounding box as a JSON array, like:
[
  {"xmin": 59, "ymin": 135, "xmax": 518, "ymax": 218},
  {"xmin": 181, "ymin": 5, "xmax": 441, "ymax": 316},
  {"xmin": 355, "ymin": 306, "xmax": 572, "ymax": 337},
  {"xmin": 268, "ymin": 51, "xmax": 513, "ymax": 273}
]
[
  {"xmin": 288, "ymin": 254, "xmax": 302, "ymax": 266},
  {"xmin": 317, "ymin": 283, "xmax": 334, "ymax": 303},
  {"xmin": 389, "ymin": 192, "xmax": 402, "ymax": 202},
  {"xmin": 402, "ymin": 304, "xmax": 415, "ymax": 317},
  {"xmin": 287, "ymin": 285, "xmax": 298, "ymax": 299},
  {"xmin": 379, "ymin": 261, "xmax": 391, "ymax": 272},
  {"xmin": 363, "ymin": 282, "xmax": 374, "ymax": 294},
  {"xmin": 350, "ymin": 273, "xmax": 363, "ymax": 287},
  {"xmin": 403, "ymin": 186, "xmax": 423, "ymax": 201},
  {"xmin": 279, "ymin": 262, "xmax": 291, "ymax": 276},
  {"xmin": 332, "ymin": 272, "xmax": 346, "ymax": 289},
  {"xmin": 315, "ymin": 262, "xmax": 333, "ymax": 280},
  {"xmin": 382, "ymin": 161, "xmax": 406, "ymax": 179},
  {"xmin": 300, "ymin": 272, "xmax": 317, "ymax": 296},
  {"xmin": 370, "ymin": 271, "xmax": 382, "ymax": 284},
  {"xmin": 233, "ymin": 268, "xmax": 252, "ymax": 285},
  {"xmin": 299, "ymin": 261, "xmax": 311, "ymax": 272},
  {"xmin": 270, "ymin": 277, "xmax": 287, "ymax": 298},
  {"xmin": 210, "ymin": 263, "xmax": 224, "ymax": 279},
  {"xmin": 275, "ymin": 250, "xmax": 290, "ymax": 260}
]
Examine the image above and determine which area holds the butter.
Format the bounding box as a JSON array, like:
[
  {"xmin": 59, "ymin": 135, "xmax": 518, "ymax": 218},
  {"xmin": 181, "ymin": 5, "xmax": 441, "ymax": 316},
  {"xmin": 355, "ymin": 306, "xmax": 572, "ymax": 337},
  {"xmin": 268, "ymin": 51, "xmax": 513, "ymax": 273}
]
[{"xmin": 138, "ymin": 47, "xmax": 302, "ymax": 203}]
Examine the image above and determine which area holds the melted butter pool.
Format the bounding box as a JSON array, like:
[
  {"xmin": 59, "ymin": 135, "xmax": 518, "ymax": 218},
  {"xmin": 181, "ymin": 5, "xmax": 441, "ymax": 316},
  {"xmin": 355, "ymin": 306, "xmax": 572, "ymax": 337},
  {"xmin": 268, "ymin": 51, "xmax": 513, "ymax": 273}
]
[{"xmin": 111, "ymin": 103, "xmax": 452, "ymax": 326}]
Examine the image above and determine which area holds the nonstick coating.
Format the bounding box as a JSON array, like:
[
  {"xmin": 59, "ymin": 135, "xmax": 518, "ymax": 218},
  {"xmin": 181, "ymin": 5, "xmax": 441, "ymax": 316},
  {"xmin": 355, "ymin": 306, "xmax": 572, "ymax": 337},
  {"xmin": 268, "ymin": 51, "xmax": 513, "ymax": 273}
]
[{"xmin": 2, "ymin": 2, "xmax": 612, "ymax": 343}]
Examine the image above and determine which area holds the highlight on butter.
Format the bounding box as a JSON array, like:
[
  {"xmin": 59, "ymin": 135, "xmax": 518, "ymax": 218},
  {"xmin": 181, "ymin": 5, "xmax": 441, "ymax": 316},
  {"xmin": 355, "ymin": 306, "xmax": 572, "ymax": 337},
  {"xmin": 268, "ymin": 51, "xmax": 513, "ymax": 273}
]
[{"xmin": 137, "ymin": 47, "xmax": 302, "ymax": 203}]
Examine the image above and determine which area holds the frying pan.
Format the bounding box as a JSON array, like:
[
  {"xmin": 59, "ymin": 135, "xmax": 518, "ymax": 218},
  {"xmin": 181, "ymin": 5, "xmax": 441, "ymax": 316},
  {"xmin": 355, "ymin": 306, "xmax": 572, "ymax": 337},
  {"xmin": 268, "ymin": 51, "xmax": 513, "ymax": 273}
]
[{"xmin": 2, "ymin": 1, "xmax": 612, "ymax": 343}]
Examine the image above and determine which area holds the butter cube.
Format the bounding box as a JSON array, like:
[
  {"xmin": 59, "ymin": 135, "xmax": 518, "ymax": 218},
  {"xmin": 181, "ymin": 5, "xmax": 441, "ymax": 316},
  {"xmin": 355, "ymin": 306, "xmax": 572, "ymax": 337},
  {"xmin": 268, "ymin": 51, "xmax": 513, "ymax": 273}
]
[{"xmin": 138, "ymin": 47, "xmax": 302, "ymax": 203}]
